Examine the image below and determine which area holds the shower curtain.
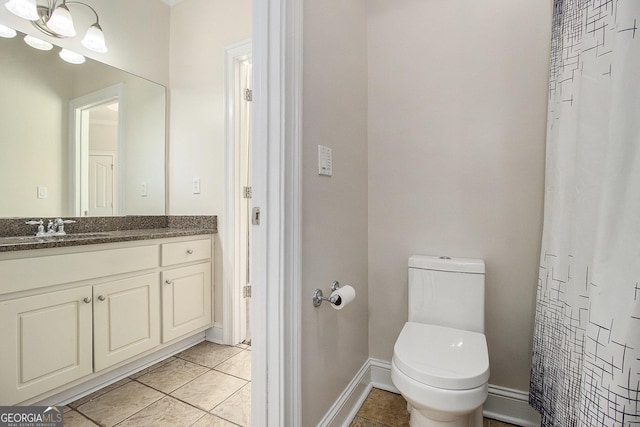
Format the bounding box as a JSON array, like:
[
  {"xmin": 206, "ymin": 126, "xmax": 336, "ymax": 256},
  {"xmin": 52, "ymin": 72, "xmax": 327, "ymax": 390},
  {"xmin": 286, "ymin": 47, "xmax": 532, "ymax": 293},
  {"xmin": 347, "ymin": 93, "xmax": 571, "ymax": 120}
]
[{"xmin": 530, "ymin": 1, "xmax": 640, "ymax": 426}]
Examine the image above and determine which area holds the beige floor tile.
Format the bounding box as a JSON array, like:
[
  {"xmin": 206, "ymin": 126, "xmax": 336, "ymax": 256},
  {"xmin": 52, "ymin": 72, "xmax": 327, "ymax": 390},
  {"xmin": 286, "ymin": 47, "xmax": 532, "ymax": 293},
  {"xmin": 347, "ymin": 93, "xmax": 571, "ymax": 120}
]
[
  {"xmin": 235, "ymin": 343, "xmax": 251, "ymax": 350},
  {"xmin": 136, "ymin": 358, "xmax": 209, "ymax": 393},
  {"xmin": 129, "ymin": 356, "xmax": 177, "ymax": 379},
  {"xmin": 357, "ymin": 388, "xmax": 409, "ymax": 427},
  {"xmin": 63, "ymin": 410, "xmax": 98, "ymax": 427},
  {"xmin": 176, "ymin": 341, "xmax": 243, "ymax": 368},
  {"xmin": 116, "ymin": 396, "xmax": 206, "ymax": 427},
  {"xmin": 211, "ymin": 383, "xmax": 251, "ymax": 426},
  {"xmin": 67, "ymin": 378, "xmax": 131, "ymax": 409},
  {"xmin": 76, "ymin": 381, "xmax": 164, "ymax": 427},
  {"xmin": 214, "ymin": 349, "xmax": 251, "ymax": 381},
  {"xmin": 171, "ymin": 370, "xmax": 247, "ymax": 412},
  {"xmin": 191, "ymin": 413, "xmax": 239, "ymax": 427}
]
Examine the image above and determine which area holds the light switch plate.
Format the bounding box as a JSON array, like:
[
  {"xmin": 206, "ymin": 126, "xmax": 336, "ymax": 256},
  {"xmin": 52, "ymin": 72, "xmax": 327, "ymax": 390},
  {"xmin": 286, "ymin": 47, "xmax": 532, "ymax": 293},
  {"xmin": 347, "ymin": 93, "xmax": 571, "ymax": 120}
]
[
  {"xmin": 318, "ymin": 145, "xmax": 332, "ymax": 176},
  {"xmin": 37, "ymin": 186, "xmax": 47, "ymax": 199}
]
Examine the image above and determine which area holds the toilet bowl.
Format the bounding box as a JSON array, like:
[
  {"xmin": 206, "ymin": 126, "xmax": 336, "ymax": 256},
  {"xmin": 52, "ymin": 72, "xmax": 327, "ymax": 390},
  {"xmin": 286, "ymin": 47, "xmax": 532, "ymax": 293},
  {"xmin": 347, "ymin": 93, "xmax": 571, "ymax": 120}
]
[
  {"xmin": 392, "ymin": 322, "xmax": 489, "ymax": 426},
  {"xmin": 391, "ymin": 256, "xmax": 490, "ymax": 427}
]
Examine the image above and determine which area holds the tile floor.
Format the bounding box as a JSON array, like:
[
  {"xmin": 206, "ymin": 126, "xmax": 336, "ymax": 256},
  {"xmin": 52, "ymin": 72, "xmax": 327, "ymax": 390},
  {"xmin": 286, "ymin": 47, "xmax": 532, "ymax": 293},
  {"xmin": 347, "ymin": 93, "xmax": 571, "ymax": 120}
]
[
  {"xmin": 351, "ymin": 388, "xmax": 522, "ymax": 427},
  {"xmin": 61, "ymin": 344, "xmax": 519, "ymax": 427},
  {"xmin": 63, "ymin": 341, "xmax": 251, "ymax": 427}
]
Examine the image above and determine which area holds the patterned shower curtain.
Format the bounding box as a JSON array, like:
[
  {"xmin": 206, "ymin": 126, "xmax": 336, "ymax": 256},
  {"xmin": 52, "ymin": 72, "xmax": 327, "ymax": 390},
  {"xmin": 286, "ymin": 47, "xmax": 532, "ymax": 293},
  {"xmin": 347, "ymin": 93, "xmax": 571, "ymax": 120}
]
[{"xmin": 530, "ymin": 1, "xmax": 640, "ymax": 426}]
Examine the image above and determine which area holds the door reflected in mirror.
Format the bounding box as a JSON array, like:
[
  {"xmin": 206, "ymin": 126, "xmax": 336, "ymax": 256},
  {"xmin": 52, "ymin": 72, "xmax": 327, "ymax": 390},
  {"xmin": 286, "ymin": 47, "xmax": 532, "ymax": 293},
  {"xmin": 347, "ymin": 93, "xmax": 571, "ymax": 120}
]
[{"xmin": 0, "ymin": 30, "xmax": 166, "ymax": 218}]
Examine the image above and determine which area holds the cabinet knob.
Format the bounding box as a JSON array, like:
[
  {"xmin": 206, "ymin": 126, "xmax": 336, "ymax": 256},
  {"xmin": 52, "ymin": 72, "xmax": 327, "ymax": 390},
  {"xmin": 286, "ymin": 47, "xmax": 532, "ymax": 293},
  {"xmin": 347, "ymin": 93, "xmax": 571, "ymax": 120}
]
[
  {"xmin": 165, "ymin": 280, "xmax": 173, "ymax": 285},
  {"xmin": 83, "ymin": 297, "xmax": 92, "ymax": 303},
  {"xmin": 186, "ymin": 249, "xmax": 194, "ymax": 255},
  {"xmin": 98, "ymin": 295, "xmax": 106, "ymax": 301}
]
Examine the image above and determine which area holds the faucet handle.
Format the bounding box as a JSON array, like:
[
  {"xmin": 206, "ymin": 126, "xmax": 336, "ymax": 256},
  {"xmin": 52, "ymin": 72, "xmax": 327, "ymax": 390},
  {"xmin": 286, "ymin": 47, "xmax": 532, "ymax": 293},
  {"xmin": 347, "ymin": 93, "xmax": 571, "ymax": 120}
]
[
  {"xmin": 61, "ymin": 219, "xmax": 76, "ymax": 224},
  {"xmin": 25, "ymin": 219, "xmax": 45, "ymax": 236}
]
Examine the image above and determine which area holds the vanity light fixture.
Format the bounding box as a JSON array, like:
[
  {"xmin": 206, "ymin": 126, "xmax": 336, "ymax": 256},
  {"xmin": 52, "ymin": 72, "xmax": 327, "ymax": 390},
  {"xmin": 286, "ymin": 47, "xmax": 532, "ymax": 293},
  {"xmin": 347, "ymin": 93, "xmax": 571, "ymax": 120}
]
[
  {"xmin": 24, "ymin": 33, "xmax": 52, "ymax": 50},
  {"xmin": 0, "ymin": 23, "xmax": 17, "ymax": 37},
  {"xmin": 4, "ymin": 0, "xmax": 107, "ymax": 53},
  {"xmin": 59, "ymin": 47, "xmax": 84, "ymax": 63}
]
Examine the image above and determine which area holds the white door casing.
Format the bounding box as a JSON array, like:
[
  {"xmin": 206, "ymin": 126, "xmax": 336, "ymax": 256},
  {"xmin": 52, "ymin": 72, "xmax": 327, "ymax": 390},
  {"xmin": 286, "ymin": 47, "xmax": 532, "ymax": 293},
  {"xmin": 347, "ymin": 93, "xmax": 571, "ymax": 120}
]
[{"xmin": 251, "ymin": 0, "xmax": 303, "ymax": 425}]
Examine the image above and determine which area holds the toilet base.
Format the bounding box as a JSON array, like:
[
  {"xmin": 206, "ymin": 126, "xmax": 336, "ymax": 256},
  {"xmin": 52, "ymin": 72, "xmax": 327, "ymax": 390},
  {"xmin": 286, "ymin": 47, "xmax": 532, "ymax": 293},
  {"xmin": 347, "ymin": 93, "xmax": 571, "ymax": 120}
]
[{"xmin": 409, "ymin": 405, "xmax": 483, "ymax": 427}]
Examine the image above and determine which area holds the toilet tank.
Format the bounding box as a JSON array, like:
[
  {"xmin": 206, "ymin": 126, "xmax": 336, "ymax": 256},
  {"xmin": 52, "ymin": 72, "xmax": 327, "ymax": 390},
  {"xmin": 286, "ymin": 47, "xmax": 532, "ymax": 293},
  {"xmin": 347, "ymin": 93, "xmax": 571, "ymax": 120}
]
[{"xmin": 408, "ymin": 255, "xmax": 485, "ymax": 333}]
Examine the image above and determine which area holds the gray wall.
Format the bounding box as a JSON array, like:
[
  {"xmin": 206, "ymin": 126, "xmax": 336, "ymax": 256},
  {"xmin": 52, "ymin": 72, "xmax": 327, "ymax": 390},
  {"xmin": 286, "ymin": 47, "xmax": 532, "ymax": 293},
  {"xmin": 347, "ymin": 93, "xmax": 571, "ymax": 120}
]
[
  {"xmin": 302, "ymin": 0, "xmax": 369, "ymax": 425},
  {"xmin": 366, "ymin": 0, "xmax": 552, "ymax": 391}
]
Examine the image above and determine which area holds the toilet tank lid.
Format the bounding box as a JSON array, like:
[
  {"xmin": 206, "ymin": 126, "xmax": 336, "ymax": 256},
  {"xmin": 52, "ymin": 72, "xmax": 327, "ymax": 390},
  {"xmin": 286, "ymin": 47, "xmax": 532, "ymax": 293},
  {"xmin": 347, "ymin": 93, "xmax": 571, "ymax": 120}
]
[{"xmin": 408, "ymin": 255, "xmax": 485, "ymax": 274}]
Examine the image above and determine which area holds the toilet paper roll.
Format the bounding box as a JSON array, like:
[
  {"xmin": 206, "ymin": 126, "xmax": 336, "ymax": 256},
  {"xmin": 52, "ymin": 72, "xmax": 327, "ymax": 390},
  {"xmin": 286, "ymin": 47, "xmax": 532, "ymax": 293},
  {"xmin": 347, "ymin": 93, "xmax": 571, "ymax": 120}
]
[{"xmin": 330, "ymin": 285, "xmax": 355, "ymax": 310}]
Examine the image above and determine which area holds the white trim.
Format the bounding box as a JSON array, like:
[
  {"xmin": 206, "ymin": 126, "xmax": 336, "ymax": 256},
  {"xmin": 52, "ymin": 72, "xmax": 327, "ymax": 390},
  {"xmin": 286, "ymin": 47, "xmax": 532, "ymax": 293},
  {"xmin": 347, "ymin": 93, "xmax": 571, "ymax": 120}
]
[
  {"xmin": 30, "ymin": 333, "xmax": 204, "ymax": 406},
  {"xmin": 205, "ymin": 322, "xmax": 225, "ymax": 344},
  {"xmin": 317, "ymin": 361, "xmax": 372, "ymax": 427},
  {"xmin": 484, "ymin": 385, "xmax": 541, "ymax": 427},
  {"xmin": 69, "ymin": 83, "xmax": 126, "ymax": 217},
  {"xmin": 321, "ymin": 359, "xmax": 541, "ymax": 427},
  {"xmin": 223, "ymin": 39, "xmax": 252, "ymax": 347},
  {"xmin": 252, "ymin": 0, "xmax": 302, "ymax": 424}
]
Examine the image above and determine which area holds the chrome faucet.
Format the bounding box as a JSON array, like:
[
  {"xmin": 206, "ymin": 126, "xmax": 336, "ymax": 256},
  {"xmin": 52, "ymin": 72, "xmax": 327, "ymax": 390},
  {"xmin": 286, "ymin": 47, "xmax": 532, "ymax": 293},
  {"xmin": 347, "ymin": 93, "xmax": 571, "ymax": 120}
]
[{"xmin": 48, "ymin": 218, "xmax": 76, "ymax": 235}]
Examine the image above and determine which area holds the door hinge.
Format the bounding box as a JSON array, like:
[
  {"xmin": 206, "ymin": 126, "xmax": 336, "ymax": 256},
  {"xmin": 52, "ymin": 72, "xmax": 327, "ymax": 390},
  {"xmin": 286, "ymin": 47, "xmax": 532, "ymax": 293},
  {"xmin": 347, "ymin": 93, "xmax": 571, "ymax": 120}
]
[
  {"xmin": 244, "ymin": 88, "xmax": 253, "ymax": 102},
  {"xmin": 243, "ymin": 285, "xmax": 252, "ymax": 298},
  {"xmin": 243, "ymin": 186, "xmax": 252, "ymax": 199}
]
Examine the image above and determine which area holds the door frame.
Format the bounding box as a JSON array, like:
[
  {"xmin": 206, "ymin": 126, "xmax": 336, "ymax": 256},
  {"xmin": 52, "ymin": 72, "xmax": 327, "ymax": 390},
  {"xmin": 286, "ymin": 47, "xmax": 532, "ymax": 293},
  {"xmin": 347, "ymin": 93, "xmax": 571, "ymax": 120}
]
[
  {"xmin": 69, "ymin": 83, "xmax": 125, "ymax": 217},
  {"xmin": 251, "ymin": 0, "xmax": 302, "ymax": 425},
  {"xmin": 223, "ymin": 39, "xmax": 253, "ymax": 346}
]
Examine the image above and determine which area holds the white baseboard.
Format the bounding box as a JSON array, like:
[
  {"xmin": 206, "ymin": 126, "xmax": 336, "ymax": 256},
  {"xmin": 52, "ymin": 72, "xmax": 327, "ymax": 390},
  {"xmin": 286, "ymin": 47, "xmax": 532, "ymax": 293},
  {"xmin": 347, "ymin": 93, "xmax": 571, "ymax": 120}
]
[
  {"xmin": 31, "ymin": 333, "xmax": 205, "ymax": 406},
  {"xmin": 321, "ymin": 358, "xmax": 541, "ymax": 427},
  {"xmin": 205, "ymin": 322, "xmax": 225, "ymax": 344},
  {"xmin": 317, "ymin": 360, "xmax": 371, "ymax": 427}
]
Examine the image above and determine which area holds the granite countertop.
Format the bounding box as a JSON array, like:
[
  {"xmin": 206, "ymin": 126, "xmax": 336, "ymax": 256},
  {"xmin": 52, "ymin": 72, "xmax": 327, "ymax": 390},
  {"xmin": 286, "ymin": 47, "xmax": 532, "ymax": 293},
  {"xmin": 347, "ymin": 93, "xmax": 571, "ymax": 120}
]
[{"xmin": 0, "ymin": 216, "xmax": 216, "ymax": 253}]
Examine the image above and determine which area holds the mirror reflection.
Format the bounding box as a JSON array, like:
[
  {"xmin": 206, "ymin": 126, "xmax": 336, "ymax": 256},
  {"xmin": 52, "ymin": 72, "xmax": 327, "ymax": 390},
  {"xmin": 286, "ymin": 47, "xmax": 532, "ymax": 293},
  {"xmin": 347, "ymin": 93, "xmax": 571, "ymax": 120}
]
[{"xmin": 0, "ymin": 30, "xmax": 166, "ymax": 218}]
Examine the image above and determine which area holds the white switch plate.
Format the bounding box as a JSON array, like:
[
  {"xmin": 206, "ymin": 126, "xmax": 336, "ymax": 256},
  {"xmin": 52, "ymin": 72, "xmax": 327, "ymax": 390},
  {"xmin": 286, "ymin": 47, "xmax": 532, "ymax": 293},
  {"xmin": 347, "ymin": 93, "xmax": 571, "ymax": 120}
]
[
  {"xmin": 141, "ymin": 182, "xmax": 148, "ymax": 197},
  {"xmin": 318, "ymin": 145, "xmax": 332, "ymax": 176},
  {"xmin": 193, "ymin": 178, "xmax": 201, "ymax": 194},
  {"xmin": 37, "ymin": 186, "xmax": 47, "ymax": 199}
]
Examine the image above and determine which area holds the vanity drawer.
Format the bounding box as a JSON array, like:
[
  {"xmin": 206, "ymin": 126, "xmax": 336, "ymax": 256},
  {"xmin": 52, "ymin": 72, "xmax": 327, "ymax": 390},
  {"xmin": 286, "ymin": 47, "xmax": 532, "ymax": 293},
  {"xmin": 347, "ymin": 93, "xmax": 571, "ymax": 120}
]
[
  {"xmin": 0, "ymin": 245, "xmax": 159, "ymax": 295},
  {"xmin": 161, "ymin": 238, "xmax": 211, "ymax": 267}
]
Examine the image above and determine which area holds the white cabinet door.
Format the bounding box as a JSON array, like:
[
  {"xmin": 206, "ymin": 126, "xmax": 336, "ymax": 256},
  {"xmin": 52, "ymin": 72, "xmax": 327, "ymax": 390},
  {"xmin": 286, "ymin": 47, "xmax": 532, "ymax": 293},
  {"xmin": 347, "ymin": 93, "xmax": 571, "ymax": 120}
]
[
  {"xmin": 0, "ymin": 286, "xmax": 93, "ymax": 405},
  {"xmin": 161, "ymin": 263, "xmax": 212, "ymax": 343},
  {"xmin": 93, "ymin": 273, "xmax": 160, "ymax": 371}
]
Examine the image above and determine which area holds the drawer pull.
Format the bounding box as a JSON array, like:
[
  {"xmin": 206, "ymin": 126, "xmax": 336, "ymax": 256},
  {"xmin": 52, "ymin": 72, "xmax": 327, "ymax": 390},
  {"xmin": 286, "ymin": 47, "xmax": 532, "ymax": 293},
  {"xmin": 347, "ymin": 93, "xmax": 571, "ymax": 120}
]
[
  {"xmin": 83, "ymin": 297, "xmax": 92, "ymax": 303},
  {"xmin": 98, "ymin": 295, "xmax": 106, "ymax": 301},
  {"xmin": 187, "ymin": 249, "xmax": 194, "ymax": 255},
  {"xmin": 165, "ymin": 280, "xmax": 174, "ymax": 285}
]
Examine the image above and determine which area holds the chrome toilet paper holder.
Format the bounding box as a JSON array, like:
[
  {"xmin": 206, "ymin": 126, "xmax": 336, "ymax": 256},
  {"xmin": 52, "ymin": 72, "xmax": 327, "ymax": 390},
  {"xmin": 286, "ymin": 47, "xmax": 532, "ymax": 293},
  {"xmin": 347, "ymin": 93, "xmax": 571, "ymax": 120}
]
[{"xmin": 313, "ymin": 281, "xmax": 342, "ymax": 307}]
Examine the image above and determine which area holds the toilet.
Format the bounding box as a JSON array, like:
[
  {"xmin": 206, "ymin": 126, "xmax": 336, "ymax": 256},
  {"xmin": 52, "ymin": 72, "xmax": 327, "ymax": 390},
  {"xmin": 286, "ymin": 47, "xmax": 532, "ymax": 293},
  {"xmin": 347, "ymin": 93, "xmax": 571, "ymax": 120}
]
[{"xmin": 391, "ymin": 255, "xmax": 490, "ymax": 427}]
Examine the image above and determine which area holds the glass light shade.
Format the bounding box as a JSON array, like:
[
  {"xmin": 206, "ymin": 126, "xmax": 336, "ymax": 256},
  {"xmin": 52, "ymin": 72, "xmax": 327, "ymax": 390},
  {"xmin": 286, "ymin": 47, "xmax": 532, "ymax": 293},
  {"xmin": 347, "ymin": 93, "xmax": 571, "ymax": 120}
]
[
  {"xmin": 81, "ymin": 23, "xmax": 107, "ymax": 53},
  {"xmin": 5, "ymin": 0, "xmax": 38, "ymax": 21},
  {"xmin": 0, "ymin": 24, "xmax": 17, "ymax": 38},
  {"xmin": 24, "ymin": 34, "xmax": 52, "ymax": 50},
  {"xmin": 46, "ymin": 4, "xmax": 76, "ymax": 37},
  {"xmin": 59, "ymin": 48, "xmax": 85, "ymax": 64}
]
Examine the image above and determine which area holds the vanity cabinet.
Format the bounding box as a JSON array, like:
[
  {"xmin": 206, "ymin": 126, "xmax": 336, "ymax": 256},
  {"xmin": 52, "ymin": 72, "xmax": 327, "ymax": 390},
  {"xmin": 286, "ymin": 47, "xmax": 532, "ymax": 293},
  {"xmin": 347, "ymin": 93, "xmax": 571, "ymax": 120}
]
[
  {"xmin": 0, "ymin": 235, "xmax": 213, "ymax": 405},
  {"xmin": 93, "ymin": 273, "xmax": 160, "ymax": 371},
  {"xmin": 161, "ymin": 239, "xmax": 212, "ymax": 343},
  {"xmin": 0, "ymin": 286, "xmax": 93, "ymax": 405}
]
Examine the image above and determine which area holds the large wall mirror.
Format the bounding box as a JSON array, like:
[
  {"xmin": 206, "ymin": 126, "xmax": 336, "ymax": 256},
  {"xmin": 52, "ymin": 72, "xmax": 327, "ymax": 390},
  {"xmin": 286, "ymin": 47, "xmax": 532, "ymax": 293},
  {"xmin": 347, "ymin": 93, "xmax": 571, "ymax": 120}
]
[{"xmin": 0, "ymin": 30, "xmax": 166, "ymax": 218}]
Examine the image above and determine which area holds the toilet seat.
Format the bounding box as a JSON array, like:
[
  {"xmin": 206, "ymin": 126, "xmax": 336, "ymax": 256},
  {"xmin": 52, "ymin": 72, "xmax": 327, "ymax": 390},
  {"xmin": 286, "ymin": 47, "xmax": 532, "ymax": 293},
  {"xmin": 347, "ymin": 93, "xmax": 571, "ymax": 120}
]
[{"xmin": 393, "ymin": 322, "xmax": 489, "ymax": 390}]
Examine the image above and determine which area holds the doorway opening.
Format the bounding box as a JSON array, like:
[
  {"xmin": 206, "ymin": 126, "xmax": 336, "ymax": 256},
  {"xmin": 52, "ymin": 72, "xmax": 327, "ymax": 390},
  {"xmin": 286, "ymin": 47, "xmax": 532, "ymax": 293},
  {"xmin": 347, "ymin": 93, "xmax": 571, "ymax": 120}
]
[
  {"xmin": 223, "ymin": 40, "xmax": 253, "ymax": 346},
  {"xmin": 69, "ymin": 84, "xmax": 124, "ymax": 217}
]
